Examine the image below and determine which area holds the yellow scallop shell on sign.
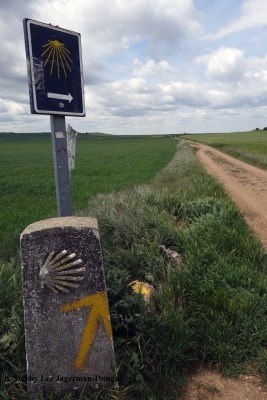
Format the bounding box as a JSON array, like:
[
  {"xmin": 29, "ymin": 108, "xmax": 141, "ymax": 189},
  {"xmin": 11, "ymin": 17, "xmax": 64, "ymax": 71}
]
[{"xmin": 41, "ymin": 39, "xmax": 73, "ymax": 78}]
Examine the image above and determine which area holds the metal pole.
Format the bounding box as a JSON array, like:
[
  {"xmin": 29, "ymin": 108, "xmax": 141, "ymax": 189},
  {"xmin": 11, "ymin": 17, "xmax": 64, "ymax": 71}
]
[{"xmin": 50, "ymin": 115, "xmax": 72, "ymax": 216}]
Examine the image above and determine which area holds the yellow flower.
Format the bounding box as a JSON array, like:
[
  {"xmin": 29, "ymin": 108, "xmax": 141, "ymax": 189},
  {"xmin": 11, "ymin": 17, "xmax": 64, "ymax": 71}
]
[{"xmin": 129, "ymin": 280, "xmax": 155, "ymax": 304}]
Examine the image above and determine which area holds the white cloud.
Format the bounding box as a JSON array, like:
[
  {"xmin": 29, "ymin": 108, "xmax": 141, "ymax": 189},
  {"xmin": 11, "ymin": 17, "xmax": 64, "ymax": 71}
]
[
  {"xmin": 160, "ymin": 81, "xmax": 207, "ymax": 107},
  {"xmin": 0, "ymin": 0, "xmax": 204, "ymax": 132},
  {"xmin": 246, "ymin": 55, "xmax": 267, "ymax": 72},
  {"xmin": 77, "ymin": 51, "xmax": 267, "ymax": 122},
  {"xmin": 0, "ymin": 100, "xmax": 8, "ymax": 114},
  {"xmin": 195, "ymin": 109, "xmax": 207, "ymax": 119},
  {"xmin": 32, "ymin": 0, "xmax": 202, "ymax": 58},
  {"xmin": 133, "ymin": 59, "xmax": 176, "ymax": 78},
  {"xmin": 209, "ymin": 0, "xmax": 267, "ymax": 40},
  {"xmin": 196, "ymin": 47, "xmax": 246, "ymax": 81},
  {"xmin": 1, "ymin": 0, "xmax": 267, "ymax": 134}
]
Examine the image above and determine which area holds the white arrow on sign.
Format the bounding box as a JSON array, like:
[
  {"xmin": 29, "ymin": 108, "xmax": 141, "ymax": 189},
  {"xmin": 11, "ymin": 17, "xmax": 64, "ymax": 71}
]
[{"xmin": 47, "ymin": 92, "xmax": 73, "ymax": 103}]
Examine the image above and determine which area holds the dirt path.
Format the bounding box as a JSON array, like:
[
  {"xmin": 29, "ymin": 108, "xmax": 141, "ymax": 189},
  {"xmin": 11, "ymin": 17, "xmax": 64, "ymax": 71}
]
[
  {"xmin": 181, "ymin": 140, "xmax": 267, "ymax": 399},
  {"xmin": 181, "ymin": 369, "xmax": 267, "ymax": 400},
  {"xmin": 186, "ymin": 140, "xmax": 267, "ymax": 249}
]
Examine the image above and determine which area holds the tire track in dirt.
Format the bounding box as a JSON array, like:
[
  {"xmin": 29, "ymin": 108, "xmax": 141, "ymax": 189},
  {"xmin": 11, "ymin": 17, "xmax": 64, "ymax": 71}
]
[{"xmin": 186, "ymin": 140, "xmax": 267, "ymax": 249}]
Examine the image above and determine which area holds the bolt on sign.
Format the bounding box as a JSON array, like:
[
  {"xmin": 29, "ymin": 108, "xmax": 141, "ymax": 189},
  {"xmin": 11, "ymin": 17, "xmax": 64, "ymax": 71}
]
[
  {"xmin": 20, "ymin": 217, "xmax": 116, "ymax": 398},
  {"xmin": 23, "ymin": 19, "xmax": 85, "ymax": 116}
]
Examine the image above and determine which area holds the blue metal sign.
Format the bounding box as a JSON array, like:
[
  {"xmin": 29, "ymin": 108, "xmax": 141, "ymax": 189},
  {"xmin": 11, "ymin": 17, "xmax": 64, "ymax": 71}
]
[{"xmin": 23, "ymin": 19, "xmax": 85, "ymax": 116}]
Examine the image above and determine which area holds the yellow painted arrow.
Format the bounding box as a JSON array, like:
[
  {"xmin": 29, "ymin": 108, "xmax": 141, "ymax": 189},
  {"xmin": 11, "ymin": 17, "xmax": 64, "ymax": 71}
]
[{"xmin": 61, "ymin": 290, "xmax": 112, "ymax": 370}]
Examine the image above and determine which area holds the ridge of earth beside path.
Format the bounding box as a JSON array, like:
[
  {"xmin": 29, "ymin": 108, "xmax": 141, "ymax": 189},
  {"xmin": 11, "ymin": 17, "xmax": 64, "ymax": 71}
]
[{"xmin": 184, "ymin": 140, "xmax": 267, "ymax": 249}]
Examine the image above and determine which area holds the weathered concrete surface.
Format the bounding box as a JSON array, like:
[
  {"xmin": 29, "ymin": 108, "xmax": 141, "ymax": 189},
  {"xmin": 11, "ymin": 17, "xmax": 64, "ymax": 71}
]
[{"xmin": 20, "ymin": 217, "xmax": 116, "ymax": 398}]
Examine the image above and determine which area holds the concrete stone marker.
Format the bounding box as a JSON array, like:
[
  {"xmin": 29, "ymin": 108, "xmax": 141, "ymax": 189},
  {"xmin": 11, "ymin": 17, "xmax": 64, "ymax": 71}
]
[{"xmin": 20, "ymin": 217, "xmax": 116, "ymax": 398}]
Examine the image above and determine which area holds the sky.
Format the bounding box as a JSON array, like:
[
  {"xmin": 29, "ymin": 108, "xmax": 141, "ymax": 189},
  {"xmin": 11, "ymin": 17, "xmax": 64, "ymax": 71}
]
[{"xmin": 1, "ymin": 0, "xmax": 267, "ymax": 134}]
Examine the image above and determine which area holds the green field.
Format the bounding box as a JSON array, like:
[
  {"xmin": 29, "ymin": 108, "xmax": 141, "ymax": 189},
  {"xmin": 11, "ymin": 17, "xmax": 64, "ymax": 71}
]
[
  {"xmin": 185, "ymin": 130, "xmax": 267, "ymax": 169},
  {"xmin": 1, "ymin": 136, "xmax": 267, "ymax": 399},
  {"xmin": 0, "ymin": 133, "xmax": 177, "ymax": 261}
]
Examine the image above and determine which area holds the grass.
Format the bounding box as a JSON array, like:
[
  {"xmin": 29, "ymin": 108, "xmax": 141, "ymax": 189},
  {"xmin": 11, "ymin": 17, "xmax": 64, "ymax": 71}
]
[
  {"xmin": 80, "ymin": 143, "xmax": 267, "ymax": 397},
  {"xmin": 185, "ymin": 130, "xmax": 267, "ymax": 169},
  {"xmin": 0, "ymin": 133, "xmax": 176, "ymax": 261},
  {"xmin": 1, "ymin": 140, "xmax": 267, "ymax": 399}
]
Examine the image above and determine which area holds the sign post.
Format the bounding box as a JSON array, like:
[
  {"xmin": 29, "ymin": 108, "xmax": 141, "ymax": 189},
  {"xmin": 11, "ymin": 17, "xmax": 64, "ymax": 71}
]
[
  {"xmin": 23, "ymin": 18, "xmax": 85, "ymax": 216},
  {"xmin": 22, "ymin": 19, "xmax": 117, "ymax": 398}
]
